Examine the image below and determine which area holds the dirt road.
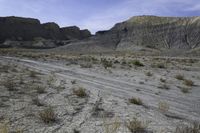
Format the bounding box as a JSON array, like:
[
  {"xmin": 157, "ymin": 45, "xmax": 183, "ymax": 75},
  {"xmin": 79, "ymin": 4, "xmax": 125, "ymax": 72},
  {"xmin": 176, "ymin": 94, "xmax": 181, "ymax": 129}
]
[{"xmin": 1, "ymin": 56, "xmax": 200, "ymax": 132}]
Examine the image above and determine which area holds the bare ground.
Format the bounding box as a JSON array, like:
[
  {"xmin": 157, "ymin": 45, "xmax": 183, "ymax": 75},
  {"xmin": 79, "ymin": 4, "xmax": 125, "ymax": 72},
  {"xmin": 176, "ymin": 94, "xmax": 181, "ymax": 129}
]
[{"xmin": 0, "ymin": 54, "xmax": 200, "ymax": 133}]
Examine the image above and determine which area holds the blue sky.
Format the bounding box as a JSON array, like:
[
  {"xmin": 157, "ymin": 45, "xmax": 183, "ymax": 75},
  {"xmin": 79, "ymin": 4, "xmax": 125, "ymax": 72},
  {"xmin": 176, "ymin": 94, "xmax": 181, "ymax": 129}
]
[{"xmin": 0, "ymin": 0, "xmax": 200, "ymax": 33}]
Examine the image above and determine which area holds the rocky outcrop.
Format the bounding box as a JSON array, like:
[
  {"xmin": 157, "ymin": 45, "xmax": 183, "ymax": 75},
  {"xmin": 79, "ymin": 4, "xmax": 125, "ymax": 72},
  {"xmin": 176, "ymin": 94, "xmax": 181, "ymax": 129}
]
[
  {"xmin": 60, "ymin": 26, "xmax": 91, "ymax": 40},
  {"xmin": 112, "ymin": 16, "xmax": 200, "ymax": 50},
  {"xmin": 0, "ymin": 16, "xmax": 91, "ymax": 48},
  {"xmin": 60, "ymin": 16, "xmax": 200, "ymax": 52}
]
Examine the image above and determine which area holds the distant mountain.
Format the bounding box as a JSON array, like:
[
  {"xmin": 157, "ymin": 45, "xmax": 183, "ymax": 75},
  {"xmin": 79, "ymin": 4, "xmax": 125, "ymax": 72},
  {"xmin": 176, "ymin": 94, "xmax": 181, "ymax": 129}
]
[
  {"xmin": 59, "ymin": 15, "xmax": 200, "ymax": 52},
  {"xmin": 0, "ymin": 16, "xmax": 91, "ymax": 48}
]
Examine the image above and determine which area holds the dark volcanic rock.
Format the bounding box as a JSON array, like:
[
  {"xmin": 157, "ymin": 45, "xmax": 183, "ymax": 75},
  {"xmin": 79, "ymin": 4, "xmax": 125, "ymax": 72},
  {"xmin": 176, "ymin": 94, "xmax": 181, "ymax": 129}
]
[
  {"xmin": 60, "ymin": 16, "xmax": 200, "ymax": 52},
  {"xmin": 0, "ymin": 16, "xmax": 91, "ymax": 48}
]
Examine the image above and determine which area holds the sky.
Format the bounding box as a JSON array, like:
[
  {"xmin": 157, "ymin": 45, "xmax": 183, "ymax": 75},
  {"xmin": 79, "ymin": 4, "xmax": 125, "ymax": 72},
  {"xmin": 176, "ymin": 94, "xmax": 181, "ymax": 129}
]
[{"xmin": 0, "ymin": 0, "xmax": 200, "ymax": 33}]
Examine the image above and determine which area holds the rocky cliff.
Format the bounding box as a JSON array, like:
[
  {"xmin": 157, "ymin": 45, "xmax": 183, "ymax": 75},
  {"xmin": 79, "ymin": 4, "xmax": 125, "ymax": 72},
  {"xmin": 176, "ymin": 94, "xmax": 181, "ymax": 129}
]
[
  {"xmin": 0, "ymin": 16, "xmax": 91, "ymax": 48},
  {"xmin": 60, "ymin": 16, "xmax": 200, "ymax": 52}
]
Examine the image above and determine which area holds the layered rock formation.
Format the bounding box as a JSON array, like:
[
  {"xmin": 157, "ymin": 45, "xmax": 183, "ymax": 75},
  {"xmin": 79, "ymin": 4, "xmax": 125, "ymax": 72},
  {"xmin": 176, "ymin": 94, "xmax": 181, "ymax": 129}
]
[
  {"xmin": 0, "ymin": 16, "xmax": 91, "ymax": 48},
  {"xmin": 60, "ymin": 16, "xmax": 200, "ymax": 52}
]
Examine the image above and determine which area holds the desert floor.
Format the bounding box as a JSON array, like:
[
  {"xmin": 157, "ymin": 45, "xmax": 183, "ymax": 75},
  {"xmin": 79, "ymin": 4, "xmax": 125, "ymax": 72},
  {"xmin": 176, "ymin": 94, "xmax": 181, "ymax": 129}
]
[{"xmin": 0, "ymin": 50, "xmax": 200, "ymax": 133}]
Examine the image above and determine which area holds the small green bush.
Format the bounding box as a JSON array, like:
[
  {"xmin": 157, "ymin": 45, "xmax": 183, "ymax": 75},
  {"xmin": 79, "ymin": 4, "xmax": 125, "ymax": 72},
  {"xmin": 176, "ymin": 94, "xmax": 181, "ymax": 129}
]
[
  {"xmin": 129, "ymin": 98, "xmax": 143, "ymax": 105},
  {"xmin": 129, "ymin": 60, "xmax": 144, "ymax": 67}
]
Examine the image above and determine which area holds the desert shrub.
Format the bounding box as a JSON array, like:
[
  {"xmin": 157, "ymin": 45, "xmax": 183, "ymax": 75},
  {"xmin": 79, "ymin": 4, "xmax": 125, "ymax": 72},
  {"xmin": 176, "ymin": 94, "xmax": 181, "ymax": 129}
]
[
  {"xmin": 0, "ymin": 122, "xmax": 22, "ymax": 133},
  {"xmin": 158, "ymin": 84, "xmax": 170, "ymax": 90},
  {"xmin": 3, "ymin": 78, "xmax": 16, "ymax": 91},
  {"xmin": 91, "ymin": 98, "xmax": 114, "ymax": 118},
  {"xmin": 0, "ymin": 65, "xmax": 9, "ymax": 73},
  {"xmin": 121, "ymin": 59, "xmax": 127, "ymax": 65},
  {"xmin": 12, "ymin": 129, "xmax": 23, "ymax": 133},
  {"xmin": 73, "ymin": 129, "xmax": 80, "ymax": 133},
  {"xmin": 156, "ymin": 63, "xmax": 166, "ymax": 69},
  {"xmin": 55, "ymin": 80, "xmax": 66, "ymax": 92},
  {"xmin": 129, "ymin": 60, "xmax": 144, "ymax": 67},
  {"xmin": 104, "ymin": 118, "xmax": 120, "ymax": 133},
  {"xmin": 101, "ymin": 58, "xmax": 113, "ymax": 69},
  {"xmin": 47, "ymin": 74, "xmax": 56, "ymax": 87},
  {"xmin": 71, "ymin": 80, "xmax": 77, "ymax": 84},
  {"xmin": 39, "ymin": 107, "xmax": 56, "ymax": 124},
  {"xmin": 175, "ymin": 74, "xmax": 184, "ymax": 80},
  {"xmin": 126, "ymin": 117, "xmax": 148, "ymax": 133},
  {"xmin": 158, "ymin": 101, "xmax": 170, "ymax": 112},
  {"xmin": 175, "ymin": 122, "xmax": 200, "ymax": 133},
  {"xmin": 183, "ymin": 79, "xmax": 194, "ymax": 86},
  {"xmin": 145, "ymin": 71, "xmax": 153, "ymax": 76},
  {"xmin": 73, "ymin": 87, "xmax": 87, "ymax": 98},
  {"xmin": 0, "ymin": 122, "xmax": 8, "ymax": 133},
  {"xmin": 180, "ymin": 87, "xmax": 190, "ymax": 93},
  {"xmin": 160, "ymin": 78, "xmax": 166, "ymax": 83},
  {"xmin": 35, "ymin": 86, "xmax": 46, "ymax": 94},
  {"xmin": 29, "ymin": 70, "xmax": 38, "ymax": 78},
  {"xmin": 19, "ymin": 75, "xmax": 24, "ymax": 84},
  {"xmin": 113, "ymin": 60, "xmax": 120, "ymax": 64},
  {"xmin": 129, "ymin": 98, "xmax": 143, "ymax": 105},
  {"xmin": 32, "ymin": 97, "xmax": 44, "ymax": 106},
  {"xmin": 80, "ymin": 63, "xmax": 92, "ymax": 68}
]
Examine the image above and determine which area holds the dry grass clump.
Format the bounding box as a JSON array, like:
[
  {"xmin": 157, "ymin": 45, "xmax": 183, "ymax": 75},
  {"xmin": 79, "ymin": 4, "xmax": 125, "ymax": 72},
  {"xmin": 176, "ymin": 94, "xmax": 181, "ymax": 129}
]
[
  {"xmin": 0, "ymin": 65, "xmax": 9, "ymax": 73},
  {"xmin": 47, "ymin": 74, "xmax": 56, "ymax": 87},
  {"xmin": 39, "ymin": 107, "xmax": 56, "ymax": 124},
  {"xmin": 0, "ymin": 122, "xmax": 22, "ymax": 133},
  {"xmin": 101, "ymin": 58, "xmax": 113, "ymax": 69},
  {"xmin": 180, "ymin": 87, "xmax": 190, "ymax": 93},
  {"xmin": 29, "ymin": 70, "xmax": 38, "ymax": 78},
  {"xmin": 160, "ymin": 78, "xmax": 166, "ymax": 83},
  {"xmin": 91, "ymin": 98, "xmax": 114, "ymax": 118},
  {"xmin": 73, "ymin": 129, "xmax": 80, "ymax": 133},
  {"xmin": 113, "ymin": 60, "xmax": 120, "ymax": 64},
  {"xmin": 175, "ymin": 122, "xmax": 200, "ymax": 133},
  {"xmin": 71, "ymin": 80, "xmax": 77, "ymax": 84},
  {"xmin": 183, "ymin": 79, "xmax": 194, "ymax": 86},
  {"xmin": 73, "ymin": 87, "xmax": 87, "ymax": 98},
  {"xmin": 32, "ymin": 97, "xmax": 44, "ymax": 106},
  {"xmin": 0, "ymin": 123, "xmax": 8, "ymax": 133},
  {"xmin": 152, "ymin": 63, "xmax": 166, "ymax": 69},
  {"xmin": 145, "ymin": 71, "xmax": 153, "ymax": 76},
  {"xmin": 126, "ymin": 117, "xmax": 149, "ymax": 133},
  {"xmin": 175, "ymin": 74, "xmax": 184, "ymax": 80},
  {"xmin": 129, "ymin": 60, "xmax": 144, "ymax": 67},
  {"xmin": 104, "ymin": 118, "xmax": 120, "ymax": 133},
  {"xmin": 35, "ymin": 86, "xmax": 46, "ymax": 94},
  {"xmin": 158, "ymin": 84, "xmax": 170, "ymax": 90},
  {"xmin": 129, "ymin": 98, "xmax": 143, "ymax": 105},
  {"xmin": 158, "ymin": 101, "xmax": 170, "ymax": 112},
  {"xmin": 3, "ymin": 78, "xmax": 16, "ymax": 91},
  {"xmin": 80, "ymin": 63, "xmax": 92, "ymax": 68}
]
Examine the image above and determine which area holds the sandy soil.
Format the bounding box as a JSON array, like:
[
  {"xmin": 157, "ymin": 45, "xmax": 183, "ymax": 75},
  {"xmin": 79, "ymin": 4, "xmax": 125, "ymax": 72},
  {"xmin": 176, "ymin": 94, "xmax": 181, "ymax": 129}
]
[{"xmin": 0, "ymin": 55, "xmax": 200, "ymax": 133}]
